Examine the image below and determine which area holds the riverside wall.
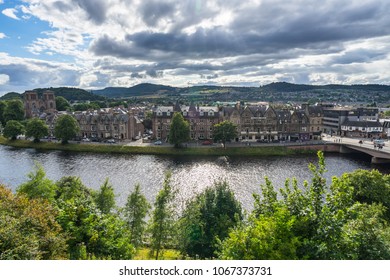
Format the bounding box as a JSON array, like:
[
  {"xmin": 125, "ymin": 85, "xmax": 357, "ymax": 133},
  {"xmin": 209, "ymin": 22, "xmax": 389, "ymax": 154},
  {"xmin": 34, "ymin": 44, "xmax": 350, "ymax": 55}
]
[{"xmin": 287, "ymin": 144, "xmax": 340, "ymax": 153}]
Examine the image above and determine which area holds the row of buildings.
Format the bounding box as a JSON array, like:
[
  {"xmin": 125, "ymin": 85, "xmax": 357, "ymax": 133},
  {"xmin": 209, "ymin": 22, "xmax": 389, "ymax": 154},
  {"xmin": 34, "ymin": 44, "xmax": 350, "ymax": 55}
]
[
  {"xmin": 24, "ymin": 90, "xmax": 144, "ymax": 141},
  {"xmin": 152, "ymin": 102, "xmax": 385, "ymax": 142},
  {"xmin": 23, "ymin": 90, "xmax": 388, "ymax": 142}
]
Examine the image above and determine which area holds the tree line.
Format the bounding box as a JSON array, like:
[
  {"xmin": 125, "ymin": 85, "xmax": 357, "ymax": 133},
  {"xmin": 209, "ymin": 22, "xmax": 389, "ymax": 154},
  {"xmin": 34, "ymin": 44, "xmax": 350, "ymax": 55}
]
[{"xmin": 1, "ymin": 151, "xmax": 390, "ymax": 260}]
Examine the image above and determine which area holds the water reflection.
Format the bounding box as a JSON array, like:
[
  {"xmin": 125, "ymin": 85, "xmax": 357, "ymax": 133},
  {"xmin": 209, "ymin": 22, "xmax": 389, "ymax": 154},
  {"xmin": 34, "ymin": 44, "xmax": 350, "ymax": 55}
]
[{"xmin": 1, "ymin": 145, "xmax": 389, "ymax": 210}]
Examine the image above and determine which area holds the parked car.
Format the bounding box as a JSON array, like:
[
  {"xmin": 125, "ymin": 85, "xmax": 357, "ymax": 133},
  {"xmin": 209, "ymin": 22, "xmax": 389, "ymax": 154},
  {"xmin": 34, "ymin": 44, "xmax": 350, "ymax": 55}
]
[
  {"xmin": 107, "ymin": 139, "xmax": 116, "ymax": 144},
  {"xmin": 373, "ymin": 139, "xmax": 385, "ymax": 148},
  {"xmin": 154, "ymin": 140, "xmax": 162, "ymax": 145},
  {"xmin": 82, "ymin": 138, "xmax": 91, "ymax": 142},
  {"xmin": 202, "ymin": 140, "xmax": 213, "ymax": 145}
]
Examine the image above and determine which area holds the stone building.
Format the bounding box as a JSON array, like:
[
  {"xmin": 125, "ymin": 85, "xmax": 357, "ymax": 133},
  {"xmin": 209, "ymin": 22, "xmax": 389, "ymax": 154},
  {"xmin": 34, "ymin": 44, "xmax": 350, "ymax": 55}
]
[
  {"xmin": 222, "ymin": 104, "xmax": 314, "ymax": 142},
  {"xmin": 152, "ymin": 103, "xmax": 221, "ymax": 141},
  {"xmin": 74, "ymin": 108, "xmax": 144, "ymax": 141},
  {"xmin": 302, "ymin": 103, "xmax": 323, "ymax": 140},
  {"xmin": 24, "ymin": 90, "xmax": 57, "ymax": 118}
]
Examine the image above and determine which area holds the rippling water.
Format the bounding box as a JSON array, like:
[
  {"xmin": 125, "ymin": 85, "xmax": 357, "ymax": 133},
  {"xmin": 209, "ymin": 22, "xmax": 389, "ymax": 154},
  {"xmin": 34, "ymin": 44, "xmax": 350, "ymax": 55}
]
[{"xmin": 1, "ymin": 145, "xmax": 389, "ymax": 210}]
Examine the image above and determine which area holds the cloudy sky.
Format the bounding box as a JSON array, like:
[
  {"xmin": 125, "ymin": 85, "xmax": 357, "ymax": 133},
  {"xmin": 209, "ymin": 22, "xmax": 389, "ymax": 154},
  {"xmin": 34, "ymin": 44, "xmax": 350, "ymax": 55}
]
[{"xmin": 1, "ymin": 0, "xmax": 390, "ymax": 96}]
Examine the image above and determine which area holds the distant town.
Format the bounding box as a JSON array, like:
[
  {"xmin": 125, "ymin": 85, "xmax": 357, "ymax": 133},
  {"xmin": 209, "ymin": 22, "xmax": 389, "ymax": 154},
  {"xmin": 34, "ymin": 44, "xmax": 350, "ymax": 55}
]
[{"xmin": 7, "ymin": 83, "xmax": 388, "ymax": 144}]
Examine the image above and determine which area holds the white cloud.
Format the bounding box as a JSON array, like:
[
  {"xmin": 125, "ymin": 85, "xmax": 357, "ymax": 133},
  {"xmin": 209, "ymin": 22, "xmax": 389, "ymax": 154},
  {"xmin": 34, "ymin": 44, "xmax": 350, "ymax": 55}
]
[
  {"xmin": 1, "ymin": 0, "xmax": 390, "ymax": 91},
  {"xmin": 0, "ymin": 32, "xmax": 6, "ymax": 39},
  {"xmin": 2, "ymin": 8, "xmax": 20, "ymax": 20},
  {"xmin": 0, "ymin": 74, "xmax": 9, "ymax": 85}
]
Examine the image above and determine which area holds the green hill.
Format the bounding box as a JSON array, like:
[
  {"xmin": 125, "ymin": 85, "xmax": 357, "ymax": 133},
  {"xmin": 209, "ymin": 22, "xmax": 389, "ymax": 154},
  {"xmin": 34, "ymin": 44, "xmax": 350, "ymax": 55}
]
[
  {"xmin": 33, "ymin": 87, "xmax": 106, "ymax": 101},
  {"xmin": 92, "ymin": 83, "xmax": 177, "ymax": 97},
  {"xmin": 0, "ymin": 92, "xmax": 22, "ymax": 100}
]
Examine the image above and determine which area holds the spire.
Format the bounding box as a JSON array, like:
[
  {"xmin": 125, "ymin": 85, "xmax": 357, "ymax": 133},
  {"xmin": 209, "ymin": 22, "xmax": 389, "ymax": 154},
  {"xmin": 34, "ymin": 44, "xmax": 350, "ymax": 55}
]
[{"xmin": 174, "ymin": 100, "xmax": 181, "ymax": 112}]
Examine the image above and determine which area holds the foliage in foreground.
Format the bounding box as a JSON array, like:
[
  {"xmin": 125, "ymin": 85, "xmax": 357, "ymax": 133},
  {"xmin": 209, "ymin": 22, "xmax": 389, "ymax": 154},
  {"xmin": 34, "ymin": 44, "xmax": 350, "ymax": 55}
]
[
  {"xmin": 1, "ymin": 151, "xmax": 390, "ymax": 260},
  {"xmin": 0, "ymin": 185, "xmax": 67, "ymax": 259},
  {"xmin": 219, "ymin": 151, "xmax": 390, "ymax": 260},
  {"xmin": 179, "ymin": 181, "xmax": 243, "ymax": 259}
]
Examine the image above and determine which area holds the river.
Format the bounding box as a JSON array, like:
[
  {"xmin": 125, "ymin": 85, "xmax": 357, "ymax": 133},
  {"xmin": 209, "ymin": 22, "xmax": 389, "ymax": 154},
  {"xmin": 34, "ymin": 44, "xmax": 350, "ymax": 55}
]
[{"xmin": 1, "ymin": 145, "xmax": 389, "ymax": 210}]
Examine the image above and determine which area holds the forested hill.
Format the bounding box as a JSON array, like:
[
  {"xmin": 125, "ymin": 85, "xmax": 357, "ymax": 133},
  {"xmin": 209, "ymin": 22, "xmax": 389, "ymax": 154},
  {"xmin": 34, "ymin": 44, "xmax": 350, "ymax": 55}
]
[
  {"xmin": 92, "ymin": 83, "xmax": 177, "ymax": 98},
  {"xmin": 2, "ymin": 82, "xmax": 390, "ymax": 102},
  {"xmin": 261, "ymin": 82, "xmax": 390, "ymax": 92},
  {"xmin": 92, "ymin": 82, "xmax": 390, "ymax": 98},
  {"xmin": 33, "ymin": 87, "xmax": 106, "ymax": 101},
  {"xmin": 0, "ymin": 87, "xmax": 106, "ymax": 101}
]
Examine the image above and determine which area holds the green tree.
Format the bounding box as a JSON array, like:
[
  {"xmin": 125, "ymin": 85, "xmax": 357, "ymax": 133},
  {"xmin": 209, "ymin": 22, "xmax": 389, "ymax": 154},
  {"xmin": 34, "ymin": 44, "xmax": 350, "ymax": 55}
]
[
  {"xmin": 0, "ymin": 100, "xmax": 6, "ymax": 125},
  {"xmin": 213, "ymin": 121, "xmax": 237, "ymax": 148},
  {"xmin": 3, "ymin": 99, "xmax": 24, "ymax": 122},
  {"xmin": 54, "ymin": 114, "xmax": 80, "ymax": 144},
  {"xmin": 219, "ymin": 151, "xmax": 390, "ymax": 260},
  {"xmin": 95, "ymin": 178, "xmax": 116, "ymax": 214},
  {"xmin": 342, "ymin": 169, "xmax": 390, "ymax": 220},
  {"xmin": 0, "ymin": 185, "xmax": 67, "ymax": 260},
  {"xmin": 168, "ymin": 112, "xmax": 190, "ymax": 148},
  {"xmin": 25, "ymin": 118, "xmax": 49, "ymax": 142},
  {"xmin": 3, "ymin": 120, "xmax": 25, "ymax": 140},
  {"xmin": 17, "ymin": 163, "xmax": 57, "ymax": 203},
  {"xmin": 149, "ymin": 172, "xmax": 177, "ymax": 259},
  {"xmin": 219, "ymin": 207, "xmax": 300, "ymax": 260},
  {"xmin": 55, "ymin": 96, "xmax": 71, "ymax": 111},
  {"xmin": 55, "ymin": 176, "xmax": 134, "ymax": 259},
  {"xmin": 179, "ymin": 181, "xmax": 243, "ymax": 259},
  {"xmin": 124, "ymin": 184, "xmax": 150, "ymax": 248}
]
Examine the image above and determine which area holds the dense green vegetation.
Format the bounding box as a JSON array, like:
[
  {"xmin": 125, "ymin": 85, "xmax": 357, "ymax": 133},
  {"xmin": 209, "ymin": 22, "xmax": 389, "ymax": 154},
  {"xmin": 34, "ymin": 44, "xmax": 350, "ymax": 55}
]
[
  {"xmin": 54, "ymin": 115, "xmax": 80, "ymax": 144},
  {"xmin": 1, "ymin": 151, "xmax": 390, "ymax": 260},
  {"xmin": 213, "ymin": 121, "xmax": 238, "ymax": 148},
  {"xmin": 25, "ymin": 118, "xmax": 49, "ymax": 143},
  {"xmin": 3, "ymin": 120, "xmax": 25, "ymax": 140},
  {"xmin": 168, "ymin": 112, "xmax": 191, "ymax": 148}
]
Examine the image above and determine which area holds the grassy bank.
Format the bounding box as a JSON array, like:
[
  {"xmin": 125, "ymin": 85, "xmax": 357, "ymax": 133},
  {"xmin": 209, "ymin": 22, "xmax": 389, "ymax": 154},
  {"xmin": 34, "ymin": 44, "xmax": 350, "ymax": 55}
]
[{"xmin": 0, "ymin": 136, "xmax": 317, "ymax": 157}]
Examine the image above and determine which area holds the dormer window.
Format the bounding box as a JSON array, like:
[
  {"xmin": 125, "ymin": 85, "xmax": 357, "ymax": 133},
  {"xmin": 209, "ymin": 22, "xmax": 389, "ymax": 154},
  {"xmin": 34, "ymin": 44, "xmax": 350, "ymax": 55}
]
[
  {"xmin": 200, "ymin": 110, "xmax": 204, "ymax": 116},
  {"xmin": 209, "ymin": 110, "xmax": 214, "ymax": 116},
  {"xmin": 157, "ymin": 110, "xmax": 162, "ymax": 116},
  {"xmin": 183, "ymin": 110, "xmax": 187, "ymax": 116},
  {"xmin": 167, "ymin": 110, "xmax": 171, "ymax": 116}
]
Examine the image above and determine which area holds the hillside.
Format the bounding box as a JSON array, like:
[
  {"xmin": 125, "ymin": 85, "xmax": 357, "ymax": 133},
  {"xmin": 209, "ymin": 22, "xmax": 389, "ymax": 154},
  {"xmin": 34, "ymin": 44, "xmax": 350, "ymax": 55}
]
[
  {"xmin": 1, "ymin": 87, "xmax": 106, "ymax": 102},
  {"xmin": 92, "ymin": 83, "xmax": 177, "ymax": 97},
  {"xmin": 0, "ymin": 92, "xmax": 22, "ymax": 100},
  {"xmin": 33, "ymin": 87, "xmax": 106, "ymax": 101},
  {"xmin": 2, "ymin": 82, "xmax": 389, "ymax": 104}
]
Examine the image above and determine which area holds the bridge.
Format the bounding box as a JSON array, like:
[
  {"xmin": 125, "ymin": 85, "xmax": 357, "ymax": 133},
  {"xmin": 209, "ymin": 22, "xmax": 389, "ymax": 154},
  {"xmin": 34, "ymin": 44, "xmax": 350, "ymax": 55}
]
[{"xmin": 322, "ymin": 135, "xmax": 390, "ymax": 164}]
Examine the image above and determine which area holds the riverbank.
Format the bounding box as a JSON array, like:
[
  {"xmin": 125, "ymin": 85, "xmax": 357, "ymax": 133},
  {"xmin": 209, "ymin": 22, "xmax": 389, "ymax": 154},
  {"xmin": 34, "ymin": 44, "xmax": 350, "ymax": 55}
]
[{"xmin": 0, "ymin": 136, "xmax": 320, "ymax": 157}]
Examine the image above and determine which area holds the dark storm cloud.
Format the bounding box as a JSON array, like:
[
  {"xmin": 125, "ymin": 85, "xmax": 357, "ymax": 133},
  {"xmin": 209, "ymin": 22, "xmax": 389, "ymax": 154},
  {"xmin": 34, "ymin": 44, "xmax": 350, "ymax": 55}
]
[
  {"xmin": 333, "ymin": 49, "xmax": 387, "ymax": 65},
  {"xmin": 85, "ymin": 0, "xmax": 390, "ymax": 85},
  {"xmin": 0, "ymin": 63, "xmax": 80, "ymax": 88},
  {"xmin": 131, "ymin": 72, "xmax": 146, "ymax": 79},
  {"xmin": 53, "ymin": 1, "xmax": 75, "ymax": 12},
  {"xmin": 139, "ymin": 1, "xmax": 175, "ymax": 27},
  {"xmin": 90, "ymin": 35, "xmax": 147, "ymax": 59},
  {"xmin": 146, "ymin": 69, "xmax": 163, "ymax": 78},
  {"xmin": 91, "ymin": 0, "xmax": 390, "ymax": 59},
  {"xmin": 72, "ymin": 0, "xmax": 108, "ymax": 24}
]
